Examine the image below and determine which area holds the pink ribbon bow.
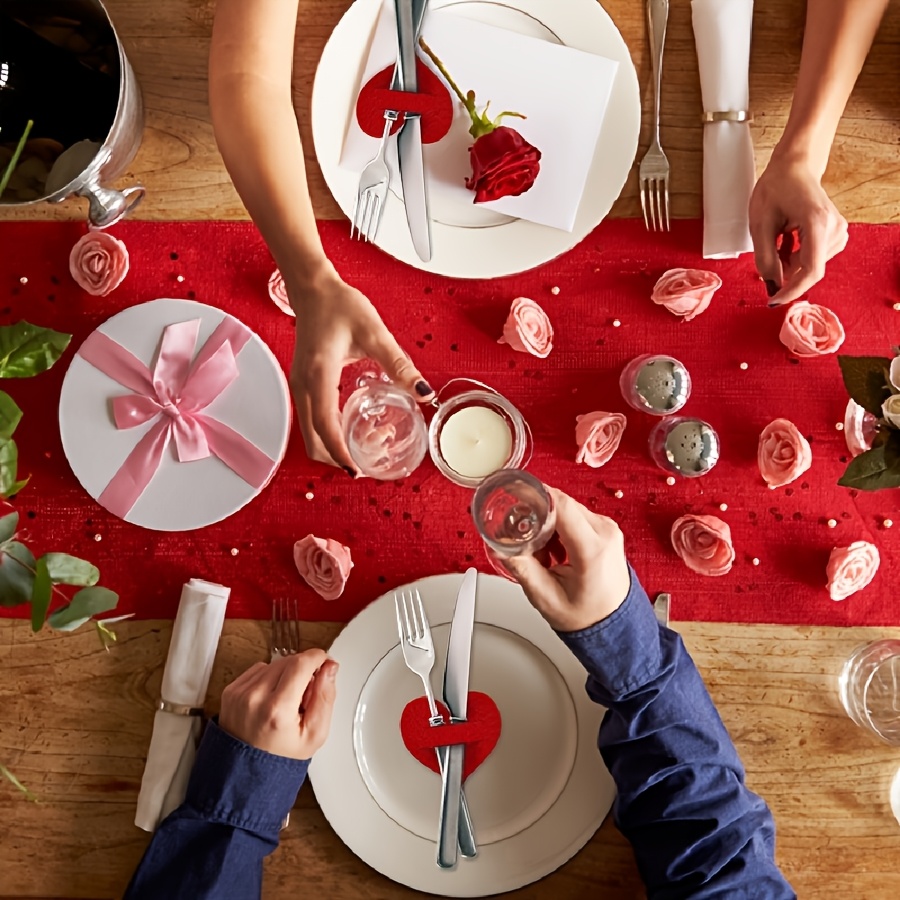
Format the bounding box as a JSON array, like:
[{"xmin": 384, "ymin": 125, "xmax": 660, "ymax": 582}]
[{"xmin": 78, "ymin": 317, "xmax": 278, "ymax": 520}]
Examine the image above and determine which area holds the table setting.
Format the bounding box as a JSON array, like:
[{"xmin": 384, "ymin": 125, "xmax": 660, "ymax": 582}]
[{"xmin": 3, "ymin": 0, "xmax": 900, "ymax": 896}]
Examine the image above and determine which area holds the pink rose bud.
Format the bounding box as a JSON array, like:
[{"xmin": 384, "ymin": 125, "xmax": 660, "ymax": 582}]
[
  {"xmin": 671, "ymin": 514, "xmax": 735, "ymax": 577},
  {"xmin": 575, "ymin": 411, "xmax": 627, "ymax": 468},
  {"xmin": 268, "ymin": 269, "xmax": 295, "ymax": 317},
  {"xmin": 779, "ymin": 301, "xmax": 845, "ymax": 357},
  {"xmin": 826, "ymin": 540, "xmax": 880, "ymax": 601},
  {"xmin": 293, "ymin": 534, "xmax": 353, "ymax": 601},
  {"xmin": 651, "ymin": 268, "xmax": 723, "ymax": 322},
  {"xmin": 758, "ymin": 418, "xmax": 812, "ymax": 488},
  {"xmin": 68, "ymin": 231, "xmax": 129, "ymax": 297},
  {"xmin": 498, "ymin": 297, "xmax": 553, "ymax": 358}
]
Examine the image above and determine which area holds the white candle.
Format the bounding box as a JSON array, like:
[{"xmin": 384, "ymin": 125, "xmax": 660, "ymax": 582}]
[{"xmin": 439, "ymin": 406, "xmax": 512, "ymax": 479}]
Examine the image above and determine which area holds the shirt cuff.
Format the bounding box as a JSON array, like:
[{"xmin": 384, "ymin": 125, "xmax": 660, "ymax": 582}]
[
  {"xmin": 556, "ymin": 566, "xmax": 663, "ymax": 701},
  {"xmin": 184, "ymin": 720, "xmax": 309, "ymax": 840}
]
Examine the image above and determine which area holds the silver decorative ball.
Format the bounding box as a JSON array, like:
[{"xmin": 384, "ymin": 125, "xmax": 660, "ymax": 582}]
[
  {"xmin": 650, "ymin": 417, "xmax": 720, "ymax": 478},
  {"xmin": 621, "ymin": 355, "xmax": 691, "ymax": 415}
]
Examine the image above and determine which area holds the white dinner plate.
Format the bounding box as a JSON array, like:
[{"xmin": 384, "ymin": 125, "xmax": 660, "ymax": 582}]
[
  {"xmin": 309, "ymin": 572, "xmax": 615, "ymax": 896},
  {"xmin": 58, "ymin": 299, "xmax": 291, "ymax": 532},
  {"xmin": 311, "ymin": 0, "xmax": 641, "ymax": 279}
]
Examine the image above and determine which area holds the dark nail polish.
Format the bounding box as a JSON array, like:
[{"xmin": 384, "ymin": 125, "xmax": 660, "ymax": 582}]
[
  {"xmin": 767, "ymin": 301, "xmax": 781, "ymax": 309},
  {"xmin": 764, "ymin": 279, "xmax": 779, "ymax": 298},
  {"xmin": 414, "ymin": 380, "xmax": 434, "ymax": 397},
  {"xmin": 342, "ymin": 466, "xmax": 357, "ymax": 478}
]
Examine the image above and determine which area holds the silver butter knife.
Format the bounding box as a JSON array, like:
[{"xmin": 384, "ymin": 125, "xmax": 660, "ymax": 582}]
[
  {"xmin": 438, "ymin": 567, "xmax": 477, "ymax": 868},
  {"xmin": 393, "ymin": 0, "xmax": 432, "ymax": 262}
]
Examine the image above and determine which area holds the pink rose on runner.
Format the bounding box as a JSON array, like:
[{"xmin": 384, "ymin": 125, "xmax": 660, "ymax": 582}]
[
  {"xmin": 651, "ymin": 268, "xmax": 723, "ymax": 322},
  {"xmin": 69, "ymin": 231, "xmax": 129, "ymax": 296},
  {"xmin": 826, "ymin": 541, "xmax": 880, "ymax": 601},
  {"xmin": 671, "ymin": 514, "xmax": 735, "ymax": 577},
  {"xmin": 779, "ymin": 301, "xmax": 845, "ymax": 357},
  {"xmin": 758, "ymin": 418, "xmax": 812, "ymax": 488},
  {"xmin": 268, "ymin": 269, "xmax": 295, "ymax": 317},
  {"xmin": 294, "ymin": 534, "xmax": 353, "ymax": 601},
  {"xmin": 575, "ymin": 411, "xmax": 627, "ymax": 468},
  {"xmin": 498, "ymin": 297, "xmax": 553, "ymax": 358}
]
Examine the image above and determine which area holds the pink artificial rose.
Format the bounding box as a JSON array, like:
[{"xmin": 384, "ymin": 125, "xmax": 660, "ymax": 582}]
[
  {"xmin": 651, "ymin": 268, "xmax": 723, "ymax": 322},
  {"xmin": 758, "ymin": 418, "xmax": 812, "ymax": 488},
  {"xmin": 671, "ymin": 514, "xmax": 735, "ymax": 577},
  {"xmin": 498, "ymin": 297, "xmax": 553, "ymax": 358},
  {"xmin": 779, "ymin": 301, "xmax": 845, "ymax": 357},
  {"xmin": 268, "ymin": 269, "xmax": 295, "ymax": 317},
  {"xmin": 575, "ymin": 411, "xmax": 627, "ymax": 468},
  {"xmin": 826, "ymin": 541, "xmax": 880, "ymax": 601},
  {"xmin": 69, "ymin": 231, "xmax": 129, "ymax": 296},
  {"xmin": 293, "ymin": 534, "xmax": 353, "ymax": 601}
]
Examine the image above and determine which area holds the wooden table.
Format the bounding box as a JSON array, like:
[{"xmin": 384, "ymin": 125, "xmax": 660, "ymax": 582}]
[{"xmin": 2, "ymin": 1, "xmax": 900, "ymax": 897}]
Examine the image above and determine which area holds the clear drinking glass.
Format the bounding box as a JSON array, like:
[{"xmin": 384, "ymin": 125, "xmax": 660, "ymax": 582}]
[
  {"xmin": 839, "ymin": 640, "xmax": 900, "ymax": 745},
  {"xmin": 619, "ymin": 354, "xmax": 692, "ymax": 416},
  {"xmin": 648, "ymin": 416, "xmax": 720, "ymax": 478},
  {"xmin": 472, "ymin": 469, "xmax": 556, "ymax": 561}
]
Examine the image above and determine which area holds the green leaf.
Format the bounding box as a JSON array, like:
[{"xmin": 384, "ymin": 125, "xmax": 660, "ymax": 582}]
[
  {"xmin": 0, "ymin": 541, "xmax": 36, "ymax": 607},
  {"xmin": 0, "ymin": 438, "xmax": 18, "ymax": 498},
  {"xmin": 43, "ymin": 553, "xmax": 100, "ymax": 587},
  {"xmin": 838, "ymin": 443, "xmax": 900, "ymax": 491},
  {"xmin": 0, "ymin": 322, "xmax": 72, "ymax": 379},
  {"xmin": 48, "ymin": 586, "xmax": 119, "ymax": 630},
  {"xmin": 30, "ymin": 557, "xmax": 52, "ymax": 633},
  {"xmin": 0, "ymin": 762, "xmax": 37, "ymax": 802},
  {"xmin": 0, "ymin": 392, "xmax": 22, "ymax": 440},
  {"xmin": 838, "ymin": 355, "xmax": 891, "ymax": 416},
  {"xmin": 0, "ymin": 511, "xmax": 18, "ymax": 544},
  {"xmin": 3, "ymin": 477, "xmax": 29, "ymax": 498}
]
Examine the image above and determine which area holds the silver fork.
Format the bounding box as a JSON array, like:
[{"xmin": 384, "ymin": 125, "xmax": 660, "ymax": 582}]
[
  {"xmin": 271, "ymin": 597, "xmax": 301, "ymax": 659},
  {"xmin": 638, "ymin": 0, "xmax": 670, "ymax": 232},
  {"xmin": 351, "ymin": 109, "xmax": 399, "ymax": 243},
  {"xmin": 394, "ymin": 589, "xmax": 477, "ymax": 864}
]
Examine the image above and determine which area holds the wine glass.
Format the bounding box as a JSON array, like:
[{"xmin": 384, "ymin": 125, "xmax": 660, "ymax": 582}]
[{"xmin": 472, "ymin": 469, "xmax": 556, "ymax": 572}]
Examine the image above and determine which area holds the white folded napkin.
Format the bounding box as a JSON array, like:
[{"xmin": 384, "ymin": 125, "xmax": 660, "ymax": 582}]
[
  {"xmin": 135, "ymin": 579, "xmax": 230, "ymax": 832},
  {"xmin": 691, "ymin": 0, "xmax": 755, "ymax": 259}
]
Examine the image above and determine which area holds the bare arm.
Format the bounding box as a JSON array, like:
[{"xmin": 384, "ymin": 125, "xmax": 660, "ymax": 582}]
[{"xmin": 749, "ymin": 0, "xmax": 888, "ymax": 306}]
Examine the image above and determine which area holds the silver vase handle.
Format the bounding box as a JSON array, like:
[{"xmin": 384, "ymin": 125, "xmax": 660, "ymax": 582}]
[{"xmin": 79, "ymin": 183, "xmax": 145, "ymax": 229}]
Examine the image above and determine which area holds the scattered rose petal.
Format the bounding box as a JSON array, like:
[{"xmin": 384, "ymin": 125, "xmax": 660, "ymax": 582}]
[
  {"xmin": 826, "ymin": 540, "xmax": 879, "ymax": 601},
  {"xmin": 498, "ymin": 297, "xmax": 553, "ymax": 358},
  {"xmin": 268, "ymin": 269, "xmax": 295, "ymax": 317},
  {"xmin": 69, "ymin": 231, "xmax": 129, "ymax": 296},
  {"xmin": 779, "ymin": 301, "xmax": 845, "ymax": 357},
  {"xmin": 575, "ymin": 411, "xmax": 626, "ymax": 468},
  {"xmin": 293, "ymin": 534, "xmax": 353, "ymax": 601},
  {"xmin": 651, "ymin": 268, "xmax": 723, "ymax": 322},
  {"xmin": 758, "ymin": 418, "xmax": 812, "ymax": 488},
  {"xmin": 671, "ymin": 514, "xmax": 735, "ymax": 577}
]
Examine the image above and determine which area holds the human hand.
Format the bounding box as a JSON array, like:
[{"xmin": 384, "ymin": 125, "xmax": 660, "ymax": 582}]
[
  {"xmin": 219, "ymin": 650, "xmax": 338, "ymax": 760},
  {"xmin": 504, "ymin": 488, "xmax": 631, "ymax": 633},
  {"xmin": 287, "ymin": 267, "xmax": 434, "ymax": 473},
  {"xmin": 749, "ymin": 153, "xmax": 848, "ymax": 307}
]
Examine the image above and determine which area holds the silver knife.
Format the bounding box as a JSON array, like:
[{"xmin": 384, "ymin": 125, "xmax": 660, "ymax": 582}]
[
  {"xmin": 393, "ymin": 0, "xmax": 432, "ymax": 262},
  {"xmin": 438, "ymin": 567, "xmax": 477, "ymax": 868}
]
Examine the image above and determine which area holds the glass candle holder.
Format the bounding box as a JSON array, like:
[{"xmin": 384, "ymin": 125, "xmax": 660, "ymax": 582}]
[
  {"xmin": 620, "ymin": 354, "xmax": 691, "ymax": 415},
  {"xmin": 341, "ymin": 375, "xmax": 428, "ymax": 480},
  {"xmin": 844, "ymin": 399, "xmax": 878, "ymax": 458},
  {"xmin": 472, "ymin": 469, "xmax": 556, "ymax": 561},
  {"xmin": 429, "ymin": 385, "xmax": 529, "ymax": 488},
  {"xmin": 649, "ymin": 416, "xmax": 720, "ymax": 478},
  {"xmin": 839, "ymin": 640, "xmax": 900, "ymax": 745}
]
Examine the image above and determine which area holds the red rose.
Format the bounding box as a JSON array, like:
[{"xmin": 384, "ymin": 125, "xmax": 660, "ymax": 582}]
[{"xmin": 465, "ymin": 126, "xmax": 541, "ymax": 204}]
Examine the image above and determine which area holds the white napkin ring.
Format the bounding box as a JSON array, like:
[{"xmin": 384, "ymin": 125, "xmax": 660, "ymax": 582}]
[
  {"xmin": 701, "ymin": 110, "xmax": 752, "ymax": 124},
  {"xmin": 157, "ymin": 699, "xmax": 205, "ymax": 717}
]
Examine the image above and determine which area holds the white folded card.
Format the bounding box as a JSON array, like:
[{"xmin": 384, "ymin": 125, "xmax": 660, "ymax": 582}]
[
  {"xmin": 135, "ymin": 579, "xmax": 230, "ymax": 832},
  {"xmin": 341, "ymin": 2, "xmax": 619, "ymax": 232}
]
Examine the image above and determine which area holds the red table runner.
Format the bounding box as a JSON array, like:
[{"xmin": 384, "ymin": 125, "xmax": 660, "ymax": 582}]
[{"xmin": 1, "ymin": 219, "xmax": 898, "ymax": 626}]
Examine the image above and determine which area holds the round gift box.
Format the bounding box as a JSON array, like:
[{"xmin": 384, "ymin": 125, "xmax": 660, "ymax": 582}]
[{"xmin": 59, "ymin": 298, "xmax": 291, "ymax": 531}]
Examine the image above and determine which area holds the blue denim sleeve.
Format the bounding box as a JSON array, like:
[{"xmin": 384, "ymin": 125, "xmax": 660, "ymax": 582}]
[
  {"xmin": 558, "ymin": 570, "xmax": 796, "ymax": 900},
  {"xmin": 124, "ymin": 720, "xmax": 308, "ymax": 900}
]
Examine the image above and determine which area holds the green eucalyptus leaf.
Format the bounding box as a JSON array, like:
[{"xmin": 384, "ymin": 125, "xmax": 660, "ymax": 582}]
[
  {"xmin": 838, "ymin": 355, "xmax": 891, "ymax": 417},
  {"xmin": 0, "ymin": 391, "xmax": 22, "ymax": 439},
  {"xmin": 0, "ymin": 438, "xmax": 19, "ymax": 498},
  {"xmin": 0, "ymin": 541, "xmax": 36, "ymax": 606},
  {"xmin": 30, "ymin": 557, "xmax": 52, "ymax": 633},
  {"xmin": 838, "ymin": 443, "xmax": 900, "ymax": 491},
  {"xmin": 0, "ymin": 511, "xmax": 18, "ymax": 544},
  {"xmin": 4, "ymin": 477, "xmax": 29, "ymax": 498},
  {"xmin": 48, "ymin": 586, "xmax": 118, "ymax": 630},
  {"xmin": 43, "ymin": 553, "xmax": 100, "ymax": 587},
  {"xmin": 0, "ymin": 322, "xmax": 72, "ymax": 379}
]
